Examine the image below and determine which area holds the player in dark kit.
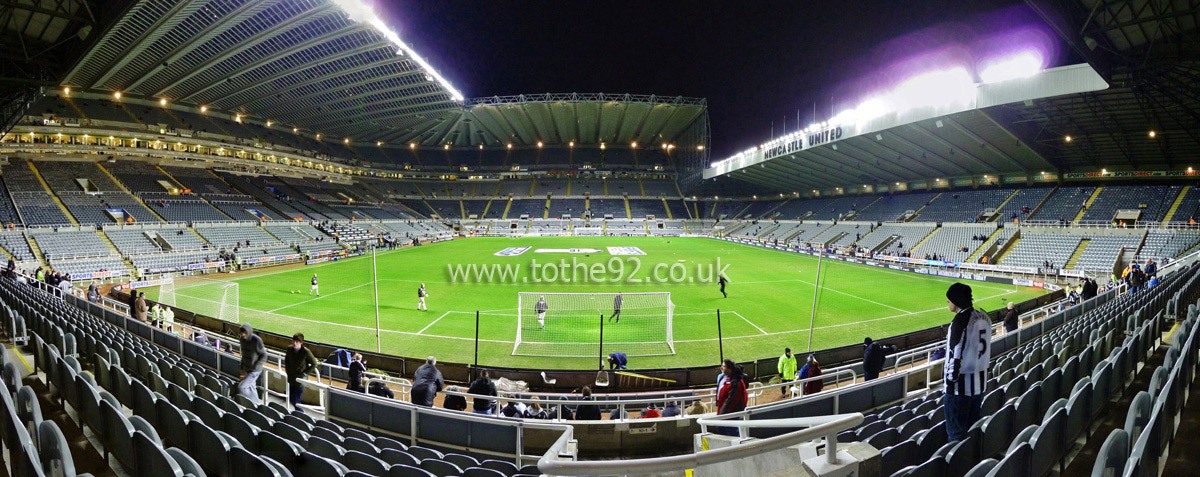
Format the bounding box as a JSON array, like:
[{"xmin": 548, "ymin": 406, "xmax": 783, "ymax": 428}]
[
  {"xmin": 718, "ymin": 275, "xmax": 729, "ymax": 298},
  {"xmin": 609, "ymin": 294, "xmax": 622, "ymax": 323}
]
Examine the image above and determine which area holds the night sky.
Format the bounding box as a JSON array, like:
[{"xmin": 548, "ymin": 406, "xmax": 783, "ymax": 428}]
[{"xmin": 383, "ymin": 1, "xmax": 1062, "ymax": 159}]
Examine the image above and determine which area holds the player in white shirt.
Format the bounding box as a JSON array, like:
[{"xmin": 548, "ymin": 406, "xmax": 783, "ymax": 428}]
[
  {"xmin": 417, "ymin": 283, "xmax": 428, "ymax": 311},
  {"xmin": 535, "ymin": 296, "xmax": 548, "ymax": 329},
  {"xmin": 309, "ymin": 274, "xmax": 319, "ymax": 296}
]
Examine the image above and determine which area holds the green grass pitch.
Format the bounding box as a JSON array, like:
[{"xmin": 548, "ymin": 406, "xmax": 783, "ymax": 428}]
[{"xmin": 151, "ymin": 237, "xmax": 1045, "ymax": 370}]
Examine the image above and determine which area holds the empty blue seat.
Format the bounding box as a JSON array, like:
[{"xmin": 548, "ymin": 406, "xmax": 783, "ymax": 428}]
[{"xmin": 1091, "ymin": 429, "xmax": 1129, "ymax": 477}]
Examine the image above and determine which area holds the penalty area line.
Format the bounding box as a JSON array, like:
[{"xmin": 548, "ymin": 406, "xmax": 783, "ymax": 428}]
[
  {"xmin": 417, "ymin": 311, "xmax": 454, "ymax": 335},
  {"xmin": 730, "ymin": 310, "xmax": 768, "ymax": 335}
]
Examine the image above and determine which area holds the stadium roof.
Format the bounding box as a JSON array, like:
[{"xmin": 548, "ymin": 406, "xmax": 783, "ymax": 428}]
[
  {"xmin": 51, "ymin": 0, "xmax": 708, "ymax": 152},
  {"xmin": 0, "ymin": 0, "xmax": 99, "ymax": 82},
  {"xmin": 706, "ymin": 0, "xmax": 1200, "ymax": 194}
]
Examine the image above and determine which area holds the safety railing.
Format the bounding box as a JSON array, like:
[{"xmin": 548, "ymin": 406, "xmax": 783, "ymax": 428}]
[{"xmin": 536, "ymin": 413, "xmax": 863, "ymax": 476}]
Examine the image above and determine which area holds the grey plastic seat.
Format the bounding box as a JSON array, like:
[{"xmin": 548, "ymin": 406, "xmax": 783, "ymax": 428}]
[
  {"xmin": 101, "ymin": 399, "xmax": 137, "ymax": 467},
  {"xmin": 222, "ymin": 412, "xmax": 260, "ymax": 452},
  {"xmin": 1092, "ymin": 430, "xmax": 1130, "ymax": 477},
  {"xmin": 156, "ymin": 400, "xmax": 192, "ymax": 451},
  {"xmin": 898, "ymin": 414, "xmax": 930, "ymax": 440},
  {"xmin": 388, "ymin": 464, "xmax": 436, "ymax": 477},
  {"xmin": 166, "ymin": 447, "xmax": 208, "ymax": 477},
  {"xmin": 1013, "ymin": 384, "xmax": 1042, "ymax": 431},
  {"xmin": 307, "ymin": 436, "xmax": 346, "ymax": 463},
  {"xmin": 944, "ymin": 430, "xmax": 982, "ymax": 476},
  {"xmin": 981, "ymin": 404, "xmax": 1014, "ymax": 458},
  {"xmin": 408, "ymin": 446, "xmax": 444, "ymax": 461},
  {"xmin": 464, "ymin": 467, "xmax": 509, "ymax": 477},
  {"xmin": 345, "ymin": 450, "xmax": 390, "ymax": 476},
  {"xmin": 916, "ymin": 421, "xmax": 947, "ymax": 458},
  {"xmin": 964, "ymin": 459, "xmax": 998, "ymax": 477},
  {"xmin": 16, "ymin": 386, "xmax": 43, "ymax": 439},
  {"xmin": 480, "ymin": 459, "xmax": 519, "ymax": 475},
  {"xmin": 902, "ymin": 457, "xmax": 948, "ymax": 477},
  {"xmin": 1030, "ymin": 408, "xmax": 1066, "ymax": 476},
  {"xmin": 444, "ymin": 453, "xmax": 480, "ymax": 470},
  {"xmin": 261, "ymin": 430, "xmax": 305, "ymax": 473},
  {"xmin": 420, "ymin": 458, "xmax": 464, "ymax": 476},
  {"xmin": 189, "ymin": 420, "xmax": 236, "ymax": 477},
  {"xmin": 344, "ymin": 437, "xmax": 380, "ymax": 456},
  {"xmin": 380, "ymin": 449, "xmax": 421, "ymax": 468},
  {"xmin": 1124, "ymin": 391, "xmax": 1153, "ymax": 443},
  {"xmin": 273, "ymin": 421, "xmax": 310, "ymax": 445},
  {"xmin": 865, "ymin": 428, "xmax": 899, "ymax": 449},
  {"xmin": 2, "ymin": 362, "xmax": 19, "ymax": 394},
  {"xmin": 312, "ymin": 426, "xmax": 345, "ymax": 445},
  {"xmin": 990, "ymin": 441, "xmax": 1032, "ymax": 476},
  {"xmin": 296, "ymin": 452, "xmax": 348, "ymax": 477},
  {"xmin": 37, "ymin": 420, "xmax": 78, "ymax": 477},
  {"xmin": 134, "ymin": 431, "xmax": 184, "ymax": 477},
  {"xmin": 881, "ymin": 440, "xmax": 920, "ymax": 476},
  {"xmin": 231, "ymin": 446, "xmax": 286, "ymax": 477}
]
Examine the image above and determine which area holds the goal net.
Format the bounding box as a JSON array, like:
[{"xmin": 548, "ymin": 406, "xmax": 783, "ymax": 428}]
[
  {"xmin": 157, "ymin": 276, "xmax": 239, "ymax": 323},
  {"xmin": 513, "ymin": 292, "xmax": 674, "ymax": 358}
]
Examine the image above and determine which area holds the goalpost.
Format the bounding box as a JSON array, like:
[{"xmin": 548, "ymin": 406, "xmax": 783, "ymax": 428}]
[
  {"xmin": 158, "ymin": 275, "xmax": 240, "ymax": 323},
  {"xmin": 513, "ymin": 292, "xmax": 675, "ymax": 358}
]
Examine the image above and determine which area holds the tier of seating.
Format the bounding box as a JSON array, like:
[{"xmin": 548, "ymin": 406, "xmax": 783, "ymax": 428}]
[
  {"xmin": 1002, "ymin": 233, "xmax": 1084, "ymax": 269},
  {"xmin": 854, "ymin": 192, "xmax": 938, "ymax": 222},
  {"xmin": 996, "ymin": 187, "xmax": 1054, "ymax": 223},
  {"xmin": 0, "ymin": 232, "xmax": 35, "ymax": 262},
  {"xmin": 1030, "ymin": 186, "xmax": 1096, "ymax": 222},
  {"xmin": 147, "ymin": 198, "xmax": 231, "ymax": 223},
  {"xmin": 916, "ymin": 188, "xmax": 1014, "ymax": 223},
  {"xmin": 107, "ymin": 160, "xmax": 181, "ymax": 194},
  {"xmin": 1140, "ymin": 230, "xmax": 1200, "ymax": 263},
  {"xmin": 857, "ymin": 224, "xmax": 937, "ymax": 253},
  {"xmin": 1081, "ymin": 185, "xmax": 1182, "ymax": 223},
  {"xmin": 911, "ymin": 225, "xmax": 996, "ymax": 262},
  {"xmin": 1074, "ymin": 235, "xmax": 1143, "ymax": 273},
  {"xmin": 194, "ymin": 226, "xmax": 287, "ymax": 251},
  {"xmin": 32, "ymin": 231, "xmax": 112, "ymax": 261}
]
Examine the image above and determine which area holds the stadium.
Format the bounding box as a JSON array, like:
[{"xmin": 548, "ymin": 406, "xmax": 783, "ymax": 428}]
[{"xmin": 0, "ymin": 0, "xmax": 1198, "ymax": 476}]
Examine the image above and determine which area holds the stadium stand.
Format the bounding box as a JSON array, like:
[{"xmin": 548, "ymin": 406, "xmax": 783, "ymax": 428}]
[
  {"xmin": 1029, "ymin": 186, "xmax": 1096, "ymax": 223},
  {"xmin": 1001, "ymin": 231, "xmax": 1084, "ymax": 269},
  {"xmin": 1140, "ymin": 230, "xmax": 1200, "ymax": 263},
  {"xmin": 856, "ymin": 223, "xmax": 937, "ymax": 254},
  {"xmin": 0, "ymin": 232, "xmax": 36, "ymax": 262},
  {"xmin": 995, "ymin": 187, "xmax": 1055, "ymax": 223},
  {"xmin": 1081, "ymin": 185, "xmax": 1182, "ymax": 223},
  {"xmin": 915, "ymin": 188, "xmax": 1015, "ymax": 223},
  {"xmin": 854, "ymin": 192, "xmax": 938, "ymax": 222},
  {"xmin": 1073, "ymin": 234, "xmax": 1144, "ymax": 273},
  {"xmin": 911, "ymin": 224, "xmax": 997, "ymax": 262}
]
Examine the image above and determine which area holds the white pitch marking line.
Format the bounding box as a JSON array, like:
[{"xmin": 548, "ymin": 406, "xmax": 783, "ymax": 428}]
[
  {"xmin": 731, "ymin": 310, "xmax": 768, "ymax": 335},
  {"xmin": 797, "ymin": 278, "xmax": 913, "ymax": 313},
  {"xmin": 266, "ymin": 281, "xmax": 375, "ymax": 313},
  {"xmin": 417, "ymin": 311, "xmax": 453, "ymax": 335}
]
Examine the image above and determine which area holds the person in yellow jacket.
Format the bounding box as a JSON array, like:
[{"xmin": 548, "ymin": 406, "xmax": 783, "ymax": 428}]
[{"xmin": 777, "ymin": 347, "xmax": 797, "ymax": 396}]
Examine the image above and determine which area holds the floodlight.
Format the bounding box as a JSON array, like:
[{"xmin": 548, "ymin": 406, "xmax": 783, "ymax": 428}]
[{"xmin": 979, "ymin": 52, "xmax": 1043, "ymax": 84}]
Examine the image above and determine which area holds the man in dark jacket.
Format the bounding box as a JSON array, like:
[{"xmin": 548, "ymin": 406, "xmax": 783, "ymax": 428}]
[
  {"xmin": 134, "ymin": 292, "xmax": 149, "ymax": 322},
  {"xmin": 574, "ymin": 386, "xmax": 601, "ymax": 420},
  {"xmin": 410, "ymin": 356, "xmax": 444, "ymax": 407},
  {"xmin": 467, "ymin": 369, "xmax": 497, "ymax": 414},
  {"xmin": 238, "ymin": 323, "xmax": 267, "ymax": 405},
  {"xmin": 1003, "ymin": 302, "xmax": 1019, "ymax": 333},
  {"xmin": 347, "ymin": 353, "xmax": 367, "ymax": 393},
  {"xmin": 284, "ymin": 332, "xmax": 320, "ymax": 411},
  {"xmin": 862, "ymin": 337, "xmax": 897, "ymax": 381}
]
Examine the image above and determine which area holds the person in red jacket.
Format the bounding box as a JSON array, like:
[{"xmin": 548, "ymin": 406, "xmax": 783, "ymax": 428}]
[{"xmin": 715, "ymin": 359, "xmax": 748, "ymax": 436}]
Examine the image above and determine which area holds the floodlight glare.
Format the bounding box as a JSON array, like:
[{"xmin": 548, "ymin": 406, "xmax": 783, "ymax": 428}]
[
  {"xmin": 891, "ymin": 67, "xmax": 975, "ymax": 112},
  {"xmin": 979, "ymin": 52, "xmax": 1043, "ymax": 84}
]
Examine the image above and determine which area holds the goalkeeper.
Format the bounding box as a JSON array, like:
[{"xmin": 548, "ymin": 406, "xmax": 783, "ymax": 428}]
[
  {"xmin": 535, "ymin": 296, "xmax": 548, "ymax": 330},
  {"xmin": 608, "ymin": 293, "xmax": 622, "ymax": 323}
]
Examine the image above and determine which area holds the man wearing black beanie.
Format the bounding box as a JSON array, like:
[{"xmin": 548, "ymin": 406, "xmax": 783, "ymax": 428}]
[{"xmin": 943, "ymin": 282, "xmax": 991, "ymax": 442}]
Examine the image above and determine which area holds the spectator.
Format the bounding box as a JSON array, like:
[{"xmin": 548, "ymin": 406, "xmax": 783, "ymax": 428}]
[
  {"xmin": 1145, "ymin": 258, "xmax": 1157, "ymax": 279},
  {"xmin": 86, "ymin": 284, "xmax": 100, "ymax": 303},
  {"xmin": 238, "ymin": 323, "xmax": 267, "ymax": 406},
  {"xmin": 525, "ymin": 398, "xmax": 548, "ymax": 419},
  {"xmin": 607, "ymin": 352, "xmax": 628, "ymax": 370},
  {"xmin": 1003, "ymin": 301, "xmax": 1018, "ymax": 333},
  {"xmin": 411, "ymin": 356, "xmax": 444, "ymax": 407},
  {"xmin": 499, "ymin": 400, "xmax": 524, "ymax": 418},
  {"xmin": 575, "ymin": 386, "xmax": 601, "ymax": 420},
  {"xmin": 798, "ymin": 354, "xmax": 823, "ymax": 395},
  {"xmin": 640, "ymin": 406, "xmax": 661, "ymax": 419},
  {"xmin": 284, "ymin": 332, "xmax": 319, "ymax": 411},
  {"xmin": 862, "ymin": 337, "xmax": 896, "ymax": 381},
  {"xmin": 715, "ymin": 359, "xmax": 748, "ymax": 436},
  {"xmin": 777, "ymin": 347, "xmax": 797, "ymax": 396},
  {"xmin": 662, "ymin": 401, "xmax": 682, "ymax": 417},
  {"xmin": 347, "ymin": 353, "xmax": 366, "ymax": 392},
  {"xmin": 134, "ymin": 292, "xmax": 149, "ymax": 323},
  {"xmin": 468, "ymin": 370, "xmax": 498, "ymax": 414},
  {"xmin": 944, "ymin": 283, "xmax": 991, "ymax": 442},
  {"xmin": 609, "ymin": 408, "xmax": 627, "ymax": 420},
  {"xmin": 161, "ymin": 305, "xmax": 175, "ymax": 332},
  {"xmin": 443, "ymin": 386, "xmax": 467, "ymax": 411},
  {"xmin": 681, "ymin": 400, "xmax": 705, "ymax": 414}
]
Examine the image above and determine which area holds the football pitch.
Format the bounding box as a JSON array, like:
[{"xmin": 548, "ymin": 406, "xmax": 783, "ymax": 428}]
[{"xmin": 150, "ymin": 237, "xmax": 1045, "ymax": 370}]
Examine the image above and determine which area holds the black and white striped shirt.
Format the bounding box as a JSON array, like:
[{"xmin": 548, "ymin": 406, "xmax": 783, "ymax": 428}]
[{"xmin": 945, "ymin": 307, "xmax": 991, "ymax": 396}]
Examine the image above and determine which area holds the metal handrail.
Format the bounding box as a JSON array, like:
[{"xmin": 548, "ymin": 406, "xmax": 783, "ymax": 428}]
[{"xmin": 537, "ymin": 413, "xmax": 863, "ymax": 476}]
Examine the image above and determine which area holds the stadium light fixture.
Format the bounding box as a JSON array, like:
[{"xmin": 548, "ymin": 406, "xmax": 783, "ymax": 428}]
[
  {"xmin": 410, "ymin": 142, "xmax": 416, "ymax": 149},
  {"xmin": 979, "ymin": 51, "xmax": 1043, "ymax": 84},
  {"xmin": 1064, "ymin": 135, "xmax": 1072, "ymax": 142},
  {"xmin": 235, "ymin": 114, "xmax": 242, "ymax": 123},
  {"xmin": 1189, "ymin": 167, "xmax": 1193, "ymax": 173},
  {"xmin": 444, "ymin": 144, "xmax": 450, "ymax": 150},
  {"xmin": 600, "ymin": 143, "xmax": 606, "ymax": 150},
  {"xmin": 569, "ymin": 141, "xmax": 575, "ymax": 147},
  {"xmin": 506, "ymin": 143, "xmax": 513, "ymax": 149},
  {"xmin": 159, "ymin": 98, "xmax": 167, "ymax": 106},
  {"xmin": 200, "ymin": 105, "xmax": 208, "ymax": 113},
  {"xmin": 315, "ymin": 133, "xmax": 321, "ymax": 139},
  {"xmin": 697, "ymin": 145, "xmax": 704, "ymax": 151},
  {"xmin": 292, "ymin": 127, "xmax": 298, "ymax": 133},
  {"xmin": 631, "ymin": 141, "xmax": 637, "ymax": 148},
  {"xmin": 1149, "ymin": 130, "xmax": 1157, "ymax": 138},
  {"xmin": 479, "ymin": 144, "xmax": 484, "ymax": 150},
  {"xmin": 113, "ymin": 91, "xmax": 121, "ymax": 100},
  {"xmin": 662, "ymin": 143, "xmax": 668, "ymax": 149},
  {"xmin": 891, "ymin": 67, "xmax": 975, "ymax": 112},
  {"xmin": 537, "ymin": 141, "xmax": 543, "ymax": 148},
  {"xmin": 266, "ymin": 120, "xmax": 272, "ymax": 127},
  {"xmin": 331, "ymin": 0, "xmax": 464, "ymax": 101},
  {"xmin": 344, "ymin": 138, "xmax": 350, "ymax": 144},
  {"xmin": 62, "ymin": 87, "xmax": 70, "ymax": 96}
]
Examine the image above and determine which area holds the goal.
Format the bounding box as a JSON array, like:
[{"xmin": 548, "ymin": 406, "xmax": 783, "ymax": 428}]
[
  {"xmin": 158, "ymin": 275, "xmax": 239, "ymax": 323},
  {"xmin": 513, "ymin": 292, "xmax": 675, "ymax": 358}
]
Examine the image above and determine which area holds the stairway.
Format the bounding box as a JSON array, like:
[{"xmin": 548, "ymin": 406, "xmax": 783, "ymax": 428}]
[
  {"xmin": 967, "ymin": 227, "xmax": 1004, "ymax": 262},
  {"xmin": 661, "ymin": 198, "xmax": 673, "ymax": 219},
  {"xmin": 1064, "ymin": 239, "xmax": 1090, "ymax": 269},
  {"xmin": 910, "ymin": 226, "xmax": 942, "ymax": 252},
  {"xmin": 993, "ymin": 235, "xmax": 1021, "ymax": 264},
  {"xmin": 24, "ymin": 233, "xmax": 45, "ymax": 265},
  {"xmin": 96, "ymin": 229, "xmax": 135, "ymax": 271},
  {"xmin": 1160, "ymin": 185, "xmax": 1190, "ymax": 225},
  {"xmin": 1025, "ymin": 184, "xmax": 1059, "ymax": 222},
  {"xmin": 909, "ymin": 193, "xmax": 942, "ymax": 221},
  {"xmin": 1073, "ymin": 186, "xmax": 1104, "ymax": 223},
  {"xmin": 96, "ymin": 161, "xmax": 167, "ymax": 222},
  {"xmin": 501, "ymin": 199, "xmax": 512, "ymax": 219},
  {"xmin": 480, "ymin": 199, "xmax": 493, "ymax": 219},
  {"xmin": 27, "ymin": 161, "xmax": 78, "ymax": 226},
  {"xmin": 989, "ymin": 189, "xmax": 1021, "ymax": 222},
  {"xmin": 637, "ymin": 180, "xmax": 646, "ymax": 196},
  {"xmin": 623, "ymin": 198, "xmax": 632, "ymax": 219},
  {"xmin": 458, "ymin": 200, "xmax": 466, "ymax": 220},
  {"xmin": 543, "ymin": 198, "xmax": 551, "ymax": 219}
]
